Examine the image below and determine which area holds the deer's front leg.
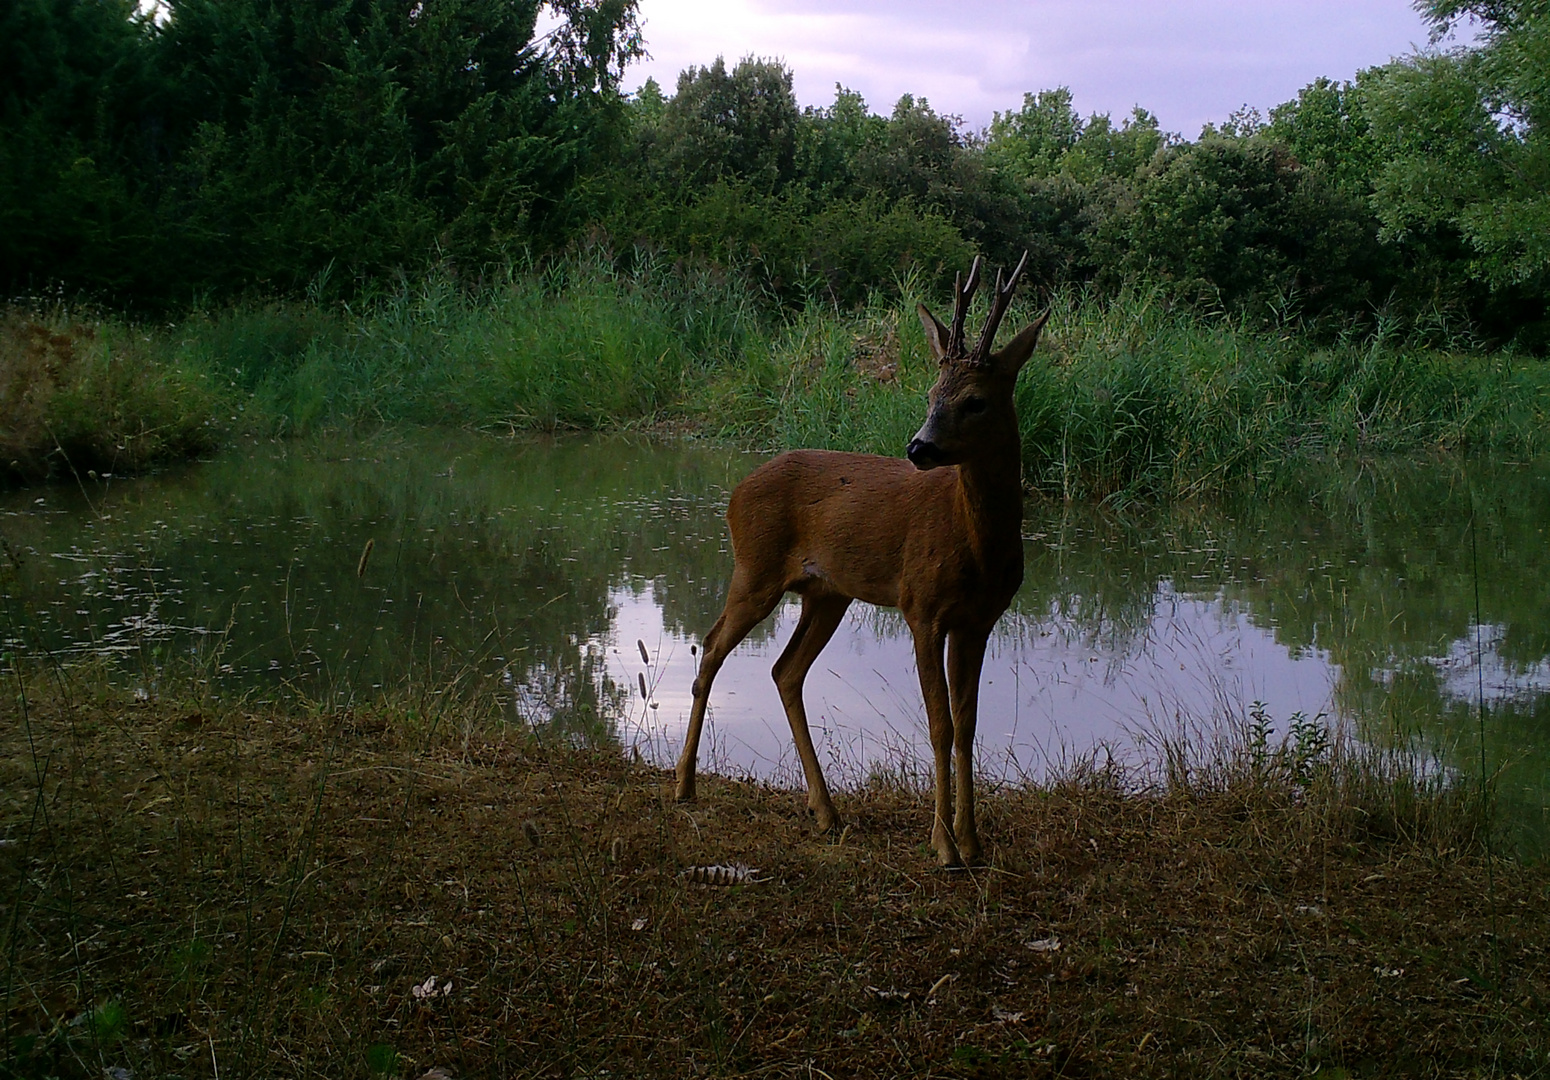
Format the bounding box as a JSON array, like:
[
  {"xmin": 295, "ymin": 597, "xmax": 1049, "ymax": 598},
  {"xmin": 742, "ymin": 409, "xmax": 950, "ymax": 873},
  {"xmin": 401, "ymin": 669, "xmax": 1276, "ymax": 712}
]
[
  {"xmin": 947, "ymin": 628, "xmax": 989, "ymax": 865},
  {"xmin": 913, "ymin": 625, "xmax": 961, "ymax": 866}
]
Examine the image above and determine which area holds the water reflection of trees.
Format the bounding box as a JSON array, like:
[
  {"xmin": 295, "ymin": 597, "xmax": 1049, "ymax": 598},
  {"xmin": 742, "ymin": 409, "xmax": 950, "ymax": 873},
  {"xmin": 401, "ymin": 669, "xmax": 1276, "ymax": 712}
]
[
  {"xmin": 0, "ymin": 434, "xmax": 752, "ymax": 752},
  {"xmin": 4, "ymin": 436, "xmax": 1546, "ymax": 845},
  {"xmin": 1001, "ymin": 460, "xmax": 1550, "ymax": 850}
]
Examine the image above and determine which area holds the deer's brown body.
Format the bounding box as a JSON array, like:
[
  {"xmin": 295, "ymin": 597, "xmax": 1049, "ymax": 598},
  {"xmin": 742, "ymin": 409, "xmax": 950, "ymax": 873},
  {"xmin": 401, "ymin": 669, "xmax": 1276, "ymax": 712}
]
[{"xmin": 676, "ymin": 257, "xmax": 1047, "ymax": 865}]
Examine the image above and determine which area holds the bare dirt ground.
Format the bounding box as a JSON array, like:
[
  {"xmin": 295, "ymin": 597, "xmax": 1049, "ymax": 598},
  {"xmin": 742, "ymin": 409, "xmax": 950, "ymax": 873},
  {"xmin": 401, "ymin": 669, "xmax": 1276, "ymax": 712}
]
[{"xmin": 3, "ymin": 679, "xmax": 1547, "ymax": 1078}]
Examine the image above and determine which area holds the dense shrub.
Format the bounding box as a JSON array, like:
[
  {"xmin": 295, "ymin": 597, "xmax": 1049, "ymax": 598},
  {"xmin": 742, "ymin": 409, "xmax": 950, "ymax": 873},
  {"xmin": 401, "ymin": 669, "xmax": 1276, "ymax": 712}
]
[{"xmin": 1091, "ymin": 137, "xmax": 1392, "ymax": 320}]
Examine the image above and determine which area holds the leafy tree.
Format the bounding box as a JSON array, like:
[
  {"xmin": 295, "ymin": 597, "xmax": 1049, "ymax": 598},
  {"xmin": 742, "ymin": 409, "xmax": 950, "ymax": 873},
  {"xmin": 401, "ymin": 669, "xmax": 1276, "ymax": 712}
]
[
  {"xmin": 0, "ymin": 0, "xmax": 160, "ymax": 296},
  {"xmin": 629, "ymin": 179, "xmax": 972, "ymax": 305},
  {"xmin": 985, "ymin": 88, "xmax": 1084, "ymax": 183},
  {"xmin": 649, "ymin": 56, "xmax": 800, "ymax": 192},
  {"xmin": 851, "ymin": 94, "xmax": 960, "ymax": 202},
  {"xmin": 545, "ymin": 0, "xmax": 645, "ymax": 93},
  {"xmin": 1358, "ymin": 1, "xmax": 1549, "ymax": 342},
  {"xmin": 0, "ymin": 0, "xmax": 642, "ymax": 302},
  {"xmin": 1060, "ymin": 108, "xmax": 1166, "ymax": 184},
  {"xmin": 615, "ymin": 80, "xmax": 989, "ymax": 304},
  {"xmin": 153, "ymin": 0, "xmax": 642, "ymax": 293},
  {"xmin": 847, "ymin": 94, "xmax": 1029, "ymax": 273},
  {"xmin": 793, "ymin": 84, "xmax": 886, "ymax": 199},
  {"xmin": 986, "ymin": 88, "xmax": 1163, "ymax": 184},
  {"xmin": 981, "ymin": 91, "xmax": 1165, "ymax": 288},
  {"xmin": 1094, "ymin": 136, "xmax": 1385, "ymax": 317},
  {"xmin": 1268, "ymin": 77, "xmax": 1384, "ymax": 195}
]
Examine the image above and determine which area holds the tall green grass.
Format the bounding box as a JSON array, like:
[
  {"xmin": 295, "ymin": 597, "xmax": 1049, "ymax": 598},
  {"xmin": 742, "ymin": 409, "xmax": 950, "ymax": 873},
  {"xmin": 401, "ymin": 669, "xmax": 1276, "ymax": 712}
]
[
  {"xmin": 697, "ymin": 281, "xmax": 1548, "ymax": 502},
  {"xmin": 169, "ymin": 255, "xmax": 763, "ymax": 433},
  {"xmin": 1016, "ymin": 289, "xmax": 1547, "ymax": 502},
  {"xmin": 5, "ymin": 256, "xmax": 1546, "ymax": 498}
]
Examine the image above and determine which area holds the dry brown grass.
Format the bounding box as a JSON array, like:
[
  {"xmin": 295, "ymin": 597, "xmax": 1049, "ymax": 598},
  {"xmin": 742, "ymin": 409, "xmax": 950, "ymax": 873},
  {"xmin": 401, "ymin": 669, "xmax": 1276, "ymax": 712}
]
[
  {"xmin": 2, "ymin": 672, "xmax": 1547, "ymax": 1079},
  {"xmin": 0, "ymin": 308, "xmax": 220, "ymax": 486},
  {"xmin": 0, "ymin": 316, "xmax": 83, "ymax": 480}
]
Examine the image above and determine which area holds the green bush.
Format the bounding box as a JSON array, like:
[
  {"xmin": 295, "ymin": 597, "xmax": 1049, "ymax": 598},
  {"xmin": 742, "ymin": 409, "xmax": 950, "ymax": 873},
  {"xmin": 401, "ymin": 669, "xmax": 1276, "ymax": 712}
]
[
  {"xmin": 1091, "ymin": 138, "xmax": 1390, "ymax": 321},
  {"xmin": 611, "ymin": 181, "xmax": 973, "ymax": 306}
]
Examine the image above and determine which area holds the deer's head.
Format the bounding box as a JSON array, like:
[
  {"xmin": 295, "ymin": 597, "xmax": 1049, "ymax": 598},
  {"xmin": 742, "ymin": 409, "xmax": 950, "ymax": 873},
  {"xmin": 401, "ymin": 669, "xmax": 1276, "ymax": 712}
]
[{"xmin": 907, "ymin": 255, "xmax": 1048, "ymax": 471}]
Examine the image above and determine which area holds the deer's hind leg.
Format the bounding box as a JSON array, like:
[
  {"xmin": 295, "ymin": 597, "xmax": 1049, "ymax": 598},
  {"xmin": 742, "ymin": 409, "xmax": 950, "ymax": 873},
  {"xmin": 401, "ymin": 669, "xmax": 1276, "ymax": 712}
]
[
  {"xmin": 675, "ymin": 566, "xmax": 786, "ymax": 802},
  {"xmin": 772, "ymin": 592, "xmax": 851, "ymax": 831}
]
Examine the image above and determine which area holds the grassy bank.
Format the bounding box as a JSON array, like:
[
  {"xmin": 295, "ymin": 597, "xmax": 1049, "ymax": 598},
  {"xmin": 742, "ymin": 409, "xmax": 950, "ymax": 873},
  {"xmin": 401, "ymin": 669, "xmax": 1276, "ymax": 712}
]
[
  {"xmin": 2, "ymin": 667, "xmax": 1543, "ymax": 1078},
  {"xmin": 5, "ymin": 257, "xmax": 1547, "ymax": 500},
  {"xmin": 0, "ymin": 311, "xmax": 222, "ymax": 485}
]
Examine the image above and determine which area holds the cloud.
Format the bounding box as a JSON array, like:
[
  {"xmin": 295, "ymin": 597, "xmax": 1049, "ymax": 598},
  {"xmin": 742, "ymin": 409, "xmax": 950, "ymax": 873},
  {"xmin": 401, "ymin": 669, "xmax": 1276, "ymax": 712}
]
[{"xmin": 622, "ymin": 0, "xmax": 1434, "ymax": 135}]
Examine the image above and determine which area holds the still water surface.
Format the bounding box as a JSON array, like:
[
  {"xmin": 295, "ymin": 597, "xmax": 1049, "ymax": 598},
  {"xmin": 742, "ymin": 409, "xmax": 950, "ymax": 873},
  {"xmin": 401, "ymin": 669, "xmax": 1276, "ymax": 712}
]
[{"xmin": 3, "ymin": 433, "xmax": 1547, "ymax": 851}]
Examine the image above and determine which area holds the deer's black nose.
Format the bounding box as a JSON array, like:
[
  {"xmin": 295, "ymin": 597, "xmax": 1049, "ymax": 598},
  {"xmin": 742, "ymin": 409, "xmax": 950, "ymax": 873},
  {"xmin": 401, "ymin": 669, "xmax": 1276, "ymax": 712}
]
[{"xmin": 907, "ymin": 438, "xmax": 943, "ymax": 469}]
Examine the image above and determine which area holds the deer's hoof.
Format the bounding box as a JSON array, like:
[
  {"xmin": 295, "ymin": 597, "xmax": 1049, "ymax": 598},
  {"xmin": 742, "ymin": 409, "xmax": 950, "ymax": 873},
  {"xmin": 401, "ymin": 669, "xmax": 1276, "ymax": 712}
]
[
  {"xmin": 811, "ymin": 807, "xmax": 841, "ymax": 834},
  {"xmin": 933, "ymin": 833, "xmax": 964, "ymax": 868}
]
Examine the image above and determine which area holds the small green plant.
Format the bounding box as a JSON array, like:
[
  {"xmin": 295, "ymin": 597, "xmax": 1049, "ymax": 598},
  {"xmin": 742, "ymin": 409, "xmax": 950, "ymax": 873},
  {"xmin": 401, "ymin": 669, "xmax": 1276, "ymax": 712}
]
[
  {"xmin": 364, "ymin": 1041, "xmax": 399, "ymax": 1076},
  {"xmin": 1248, "ymin": 700, "xmax": 1274, "ymax": 776},
  {"xmin": 168, "ymin": 936, "xmax": 212, "ymax": 985},
  {"xmin": 85, "ymin": 1000, "xmax": 129, "ymax": 1045},
  {"xmin": 1244, "ymin": 703, "xmax": 1331, "ymax": 791},
  {"xmin": 1287, "ymin": 710, "xmax": 1332, "ymax": 789}
]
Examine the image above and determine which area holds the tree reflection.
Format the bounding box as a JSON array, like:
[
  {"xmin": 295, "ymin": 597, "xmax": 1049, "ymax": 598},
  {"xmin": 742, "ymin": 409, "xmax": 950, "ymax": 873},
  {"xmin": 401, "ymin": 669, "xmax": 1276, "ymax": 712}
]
[{"xmin": 2, "ymin": 436, "xmax": 1546, "ymax": 849}]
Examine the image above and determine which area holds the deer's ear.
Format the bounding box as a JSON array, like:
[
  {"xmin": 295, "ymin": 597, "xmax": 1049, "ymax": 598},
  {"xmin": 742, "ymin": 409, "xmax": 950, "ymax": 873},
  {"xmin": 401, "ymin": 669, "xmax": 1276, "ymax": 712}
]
[
  {"xmin": 917, "ymin": 304, "xmax": 950, "ymax": 362},
  {"xmin": 991, "ymin": 310, "xmax": 1051, "ymax": 373}
]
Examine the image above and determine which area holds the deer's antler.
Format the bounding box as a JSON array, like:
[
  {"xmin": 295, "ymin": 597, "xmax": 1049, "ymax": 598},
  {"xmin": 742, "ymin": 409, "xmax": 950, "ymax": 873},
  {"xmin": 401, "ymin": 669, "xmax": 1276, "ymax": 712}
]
[
  {"xmin": 969, "ymin": 250, "xmax": 1030, "ymax": 365},
  {"xmin": 946, "ymin": 255, "xmax": 982, "ymax": 359}
]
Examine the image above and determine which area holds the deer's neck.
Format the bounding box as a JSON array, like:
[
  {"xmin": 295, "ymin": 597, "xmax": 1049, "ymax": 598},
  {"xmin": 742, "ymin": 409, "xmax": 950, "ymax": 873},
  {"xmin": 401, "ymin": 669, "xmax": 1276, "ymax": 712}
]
[{"xmin": 954, "ymin": 444, "xmax": 1024, "ymax": 572}]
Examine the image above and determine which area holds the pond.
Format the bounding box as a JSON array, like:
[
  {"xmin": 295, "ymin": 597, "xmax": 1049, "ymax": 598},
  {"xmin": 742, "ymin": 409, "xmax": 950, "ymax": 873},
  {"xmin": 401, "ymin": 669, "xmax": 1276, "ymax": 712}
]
[{"xmin": 3, "ymin": 432, "xmax": 1548, "ymax": 853}]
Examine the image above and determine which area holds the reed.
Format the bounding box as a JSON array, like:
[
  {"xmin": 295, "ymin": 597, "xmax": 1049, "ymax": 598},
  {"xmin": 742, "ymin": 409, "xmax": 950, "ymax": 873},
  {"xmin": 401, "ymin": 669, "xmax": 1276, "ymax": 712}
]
[{"xmin": 5, "ymin": 261, "xmax": 1544, "ymax": 500}]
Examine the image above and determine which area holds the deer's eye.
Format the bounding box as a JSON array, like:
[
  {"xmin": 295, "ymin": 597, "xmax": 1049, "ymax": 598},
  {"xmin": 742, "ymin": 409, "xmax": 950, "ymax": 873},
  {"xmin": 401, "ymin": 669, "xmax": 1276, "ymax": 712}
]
[{"xmin": 963, "ymin": 396, "xmax": 987, "ymax": 414}]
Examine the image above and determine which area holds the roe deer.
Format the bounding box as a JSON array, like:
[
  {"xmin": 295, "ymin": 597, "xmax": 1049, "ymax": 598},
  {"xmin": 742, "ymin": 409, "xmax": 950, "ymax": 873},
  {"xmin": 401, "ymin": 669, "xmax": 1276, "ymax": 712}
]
[{"xmin": 676, "ymin": 255, "xmax": 1047, "ymax": 866}]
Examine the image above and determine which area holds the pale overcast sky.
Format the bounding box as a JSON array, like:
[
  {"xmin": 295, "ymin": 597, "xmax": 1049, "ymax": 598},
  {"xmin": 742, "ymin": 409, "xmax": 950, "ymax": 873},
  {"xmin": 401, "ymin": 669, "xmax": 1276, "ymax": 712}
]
[{"xmin": 618, "ymin": 0, "xmax": 1446, "ymax": 137}]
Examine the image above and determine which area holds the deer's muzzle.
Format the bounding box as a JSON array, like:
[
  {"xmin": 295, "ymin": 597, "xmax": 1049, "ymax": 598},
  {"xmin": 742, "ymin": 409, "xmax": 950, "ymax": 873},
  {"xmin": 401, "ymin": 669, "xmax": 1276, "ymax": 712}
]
[{"xmin": 906, "ymin": 437, "xmax": 945, "ymax": 470}]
